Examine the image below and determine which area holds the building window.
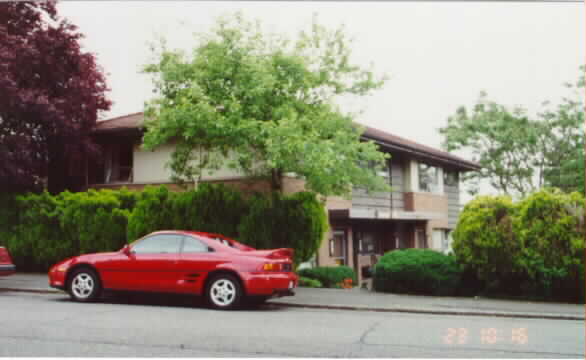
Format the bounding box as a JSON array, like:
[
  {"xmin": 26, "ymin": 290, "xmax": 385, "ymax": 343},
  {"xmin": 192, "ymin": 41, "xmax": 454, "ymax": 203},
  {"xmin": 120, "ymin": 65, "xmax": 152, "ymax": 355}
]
[
  {"xmin": 357, "ymin": 232, "xmax": 378, "ymax": 255},
  {"xmin": 104, "ymin": 143, "xmax": 133, "ymax": 183},
  {"xmin": 418, "ymin": 162, "xmax": 439, "ymax": 193},
  {"xmin": 329, "ymin": 230, "xmax": 346, "ymax": 265},
  {"xmin": 444, "ymin": 170, "xmax": 458, "ymax": 187}
]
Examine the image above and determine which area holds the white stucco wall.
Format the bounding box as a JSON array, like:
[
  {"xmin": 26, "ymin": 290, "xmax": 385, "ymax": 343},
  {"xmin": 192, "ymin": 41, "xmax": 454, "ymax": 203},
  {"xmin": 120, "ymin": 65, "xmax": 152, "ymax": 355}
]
[{"xmin": 133, "ymin": 144, "xmax": 247, "ymax": 183}]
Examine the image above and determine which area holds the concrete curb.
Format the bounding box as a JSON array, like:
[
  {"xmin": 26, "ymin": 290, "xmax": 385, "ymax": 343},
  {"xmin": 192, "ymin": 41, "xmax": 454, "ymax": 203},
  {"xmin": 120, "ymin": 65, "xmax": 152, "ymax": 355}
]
[
  {"xmin": 269, "ymin": 302, "xmax": 585, "ymax": 321},
  {"xmin": 1, "ymin": 287, "xmax": 583, "ymax": 321},
  {"xmin": 0, "ymin": 287, "xmax": 59, "ymax": 295}
]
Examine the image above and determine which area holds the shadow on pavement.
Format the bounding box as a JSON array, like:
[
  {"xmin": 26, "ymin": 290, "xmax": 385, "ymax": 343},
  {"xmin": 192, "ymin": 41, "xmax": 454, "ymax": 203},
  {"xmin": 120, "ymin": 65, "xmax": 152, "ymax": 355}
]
[{"xmin": 48, "ymin": 290, "xmax": 285, "ymax": 312}]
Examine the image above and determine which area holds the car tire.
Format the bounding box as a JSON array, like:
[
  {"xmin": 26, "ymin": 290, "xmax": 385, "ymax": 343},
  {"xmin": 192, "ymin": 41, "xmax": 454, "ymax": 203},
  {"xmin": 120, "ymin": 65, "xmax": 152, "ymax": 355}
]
[
  {"xmin": 67, "ymin": 268, "xmax": 102, "ymax": 302},
  {"xmin": 206, "ymin": 274, "xmax": 243, "ymax": 310}
]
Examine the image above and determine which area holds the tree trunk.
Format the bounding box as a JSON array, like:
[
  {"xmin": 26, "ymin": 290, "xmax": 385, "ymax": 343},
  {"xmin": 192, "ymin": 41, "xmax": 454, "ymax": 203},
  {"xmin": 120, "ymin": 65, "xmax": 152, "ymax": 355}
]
[{"xmin": 270, "ymin": 168, "xmax": 283, "ymax": 193}]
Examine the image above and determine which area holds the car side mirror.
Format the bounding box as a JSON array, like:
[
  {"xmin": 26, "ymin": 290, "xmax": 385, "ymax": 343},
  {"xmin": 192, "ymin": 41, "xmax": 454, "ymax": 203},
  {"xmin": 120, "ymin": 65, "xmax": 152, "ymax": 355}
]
[{"xmin": 122, "ymin": 244, "xmax": 131, "ymax": 256}]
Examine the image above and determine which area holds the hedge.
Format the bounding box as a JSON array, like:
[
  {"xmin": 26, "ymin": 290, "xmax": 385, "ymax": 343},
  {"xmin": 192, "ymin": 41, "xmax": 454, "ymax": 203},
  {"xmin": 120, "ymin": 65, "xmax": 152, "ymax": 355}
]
[
  {"xmin": 1, "ymin": 190, "xmax": 133, "ymax": 271},
  {"xmin": 298, "ymin": 266, "xmax": 357, "ymax": 288},
  {"xmin": 1, "ymin": 185, "xmax": 328, "ymax": 271},
  {"xmin": 372, "ymin": 249, "xmax": 462, "ymax": 296},
  {"xmin": 238, "ymin": 191, "xmax": 328, "ymax": 265},
  {"xmin": 453, "ymin": 188, "xmax": 585, "ymax": 302}
]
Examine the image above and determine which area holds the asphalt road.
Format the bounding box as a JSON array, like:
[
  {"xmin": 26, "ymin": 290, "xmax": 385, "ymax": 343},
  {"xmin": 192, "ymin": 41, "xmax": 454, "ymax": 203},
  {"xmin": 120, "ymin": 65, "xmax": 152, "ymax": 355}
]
[{"xmin": 0, "ymin": 290, "xmax": 584, "ymax": 358}]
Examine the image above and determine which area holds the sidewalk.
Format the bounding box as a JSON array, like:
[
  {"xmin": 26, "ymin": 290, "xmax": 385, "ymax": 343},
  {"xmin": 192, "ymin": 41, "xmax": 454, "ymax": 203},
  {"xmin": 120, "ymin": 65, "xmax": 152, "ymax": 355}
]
[{"xmin": 1, "ymin": 273, "xmax": 583, "ymax": 320}]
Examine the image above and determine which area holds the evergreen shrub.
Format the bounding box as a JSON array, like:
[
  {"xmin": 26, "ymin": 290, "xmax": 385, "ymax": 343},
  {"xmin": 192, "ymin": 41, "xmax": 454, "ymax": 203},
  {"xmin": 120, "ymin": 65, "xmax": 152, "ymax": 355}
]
[
  {"xmin": 372, "ymin": 249, "xmax": 462, "ymax": 296},
  {"xmin": 239, "ymin": 191, "xmax": 328, "ymax": 265}
]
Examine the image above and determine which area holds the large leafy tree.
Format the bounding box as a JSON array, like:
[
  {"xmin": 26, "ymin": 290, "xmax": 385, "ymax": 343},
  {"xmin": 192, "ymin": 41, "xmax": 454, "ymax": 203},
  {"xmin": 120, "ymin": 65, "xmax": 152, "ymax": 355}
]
[
  {"xmin": 142, "ymin": 14, "xmax": 389, "ymax": 196},
  {"xmin": 439, "ymin": 69, "xmax": 585, "ymax": 197},
  {"xmin": 537, "ymin": 72, "xmax": 585, "ymax": 194},
  {"xmin": 0, "ymin": 1, "xmax": 111, "ymax": 193}
]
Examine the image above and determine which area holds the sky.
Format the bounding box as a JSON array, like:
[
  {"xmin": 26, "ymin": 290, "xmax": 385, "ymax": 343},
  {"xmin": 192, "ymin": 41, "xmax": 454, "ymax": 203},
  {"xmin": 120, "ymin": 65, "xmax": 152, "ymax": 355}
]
[{"xmin": 58, "ymin": 1, "xmax": 585, "ymax": 200}]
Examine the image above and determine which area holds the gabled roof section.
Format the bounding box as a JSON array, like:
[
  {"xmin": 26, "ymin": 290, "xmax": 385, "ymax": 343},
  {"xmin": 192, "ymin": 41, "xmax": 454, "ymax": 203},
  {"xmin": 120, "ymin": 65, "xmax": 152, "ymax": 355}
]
[
  {"xmin": 95, "ymin": 112, "xmax": 480, "ymax": 171},
  {"xmin": 95, "ymin": 112, "xmax": 144, "ymax": 132},
  {"xmin": 361, "ymin": 125, "xmax": 480, "ymax": 171}
]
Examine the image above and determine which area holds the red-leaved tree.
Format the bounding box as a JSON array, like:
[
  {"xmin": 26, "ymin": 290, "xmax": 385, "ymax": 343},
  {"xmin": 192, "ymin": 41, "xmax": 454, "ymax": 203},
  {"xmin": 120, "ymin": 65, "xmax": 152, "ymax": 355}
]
[{"xmin": 0, "ymin": 1, "xmax": 111, "ymax": 193}]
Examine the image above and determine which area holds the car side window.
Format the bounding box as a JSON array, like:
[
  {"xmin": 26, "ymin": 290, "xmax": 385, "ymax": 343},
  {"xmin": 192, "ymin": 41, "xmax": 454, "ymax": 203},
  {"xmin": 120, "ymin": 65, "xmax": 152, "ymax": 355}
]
[
  {"xmin": 132, "ymin": 234, "xmax": 183, "ymax": 254},
  {"xmin": 182, "ymin": 236, "xmax": 210, "ymax": 253}
]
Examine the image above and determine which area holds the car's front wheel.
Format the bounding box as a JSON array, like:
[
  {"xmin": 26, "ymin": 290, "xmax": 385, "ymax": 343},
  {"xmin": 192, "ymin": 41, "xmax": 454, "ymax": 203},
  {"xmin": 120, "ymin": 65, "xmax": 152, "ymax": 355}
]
[
  {"xmin": 68, "ymin": 268, "xmax": 102, "ymax": 302},
  {"xmin": 206, "ymin": 274, "xmax": 242, "ymax": 310}
]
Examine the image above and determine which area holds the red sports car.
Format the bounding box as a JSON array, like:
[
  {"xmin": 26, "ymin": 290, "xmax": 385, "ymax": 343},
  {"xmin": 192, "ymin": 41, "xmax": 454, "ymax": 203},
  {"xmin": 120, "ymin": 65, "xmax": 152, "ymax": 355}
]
[
  {"xmin": 0, "ymin": 246, "xmax": 15, "ymax": 276},
  {"xmin": 48, "ymin": 230, "xmax": 298, "ymax": 309}
]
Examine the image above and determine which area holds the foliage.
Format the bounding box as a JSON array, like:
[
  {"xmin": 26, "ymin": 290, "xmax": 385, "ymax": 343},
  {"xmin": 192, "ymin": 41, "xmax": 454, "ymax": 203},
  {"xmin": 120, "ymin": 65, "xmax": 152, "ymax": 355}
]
[
  {"xmin": 451, "ymin": 195, "xmax": 518, "ymax": 285},
  {"xmin": 171, "ymin": 183, "xmax": 247, "ymax": 238},
  {"xmin": 453, "ymin": 189, "xmax": 585, "ymax": 302},
  {"xmin": 3, "ymin": 190, "xmax": 131, "ymax": 271},
  {"xmin": 1, "ymin": 185, "xmax": 328, "ymax": 271},
  {"xmin": 142, "ymin": 13, "xmax": 389, "ymax": 196},
  {"xmin": 372, "ymin": 249, "xmax": 462, "ymax": 296},
  {"xmin": 298, "ymin": 266, "xmax": 357, "ymax": 288},
  {"xmin": 538, "ymin": 69, "xmax": 586, "ymax": 194},
  {"xmin": 513, "ymin": 189, "xmax": 585, "ymax": 299},
  {"xmin": 298, "ymin": 276, "xmax": 323, "ymax": 288},
  {"xmin": 126, "ymin": 186, "xmax": 177, "ymax": 241},
  {"xmin": 439, "ymin": 68, "xmax": 585, "ymax": 197},
  {"xmin": 0, "ymin": 2, "xmax": 111, "ymax": 193},
  {"xmin": 238, "ymin": 191, "xmax": 328, "ymax": 265}
]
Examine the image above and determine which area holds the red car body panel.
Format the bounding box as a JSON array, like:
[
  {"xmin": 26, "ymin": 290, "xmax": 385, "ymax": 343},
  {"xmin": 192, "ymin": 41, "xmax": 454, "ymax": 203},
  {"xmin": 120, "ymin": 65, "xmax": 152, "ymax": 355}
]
[
  {"xmin": 0, "ymin": 246, "xmax": 15, "ymax": 276},
  {"xmin": 48, "ymin": 231, "xmax": 298, "ymax": 298}
]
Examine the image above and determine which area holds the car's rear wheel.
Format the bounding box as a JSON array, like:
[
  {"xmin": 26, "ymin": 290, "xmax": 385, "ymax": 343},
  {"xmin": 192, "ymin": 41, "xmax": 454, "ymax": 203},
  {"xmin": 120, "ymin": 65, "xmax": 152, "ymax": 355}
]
[
  {"xmin": 68, "ymin": 268, "xmax": 102, "ymax": 302},
  {"xmin": 206, "ymin": 274, "xmax": 242, "ymax": 310}
]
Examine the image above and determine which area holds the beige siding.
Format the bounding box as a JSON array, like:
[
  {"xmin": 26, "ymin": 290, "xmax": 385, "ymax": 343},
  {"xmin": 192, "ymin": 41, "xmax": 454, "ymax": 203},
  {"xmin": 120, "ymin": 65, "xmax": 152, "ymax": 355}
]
[{"xmin": 133, "ymin": 144, "xmax": 249, "ymax": 184}]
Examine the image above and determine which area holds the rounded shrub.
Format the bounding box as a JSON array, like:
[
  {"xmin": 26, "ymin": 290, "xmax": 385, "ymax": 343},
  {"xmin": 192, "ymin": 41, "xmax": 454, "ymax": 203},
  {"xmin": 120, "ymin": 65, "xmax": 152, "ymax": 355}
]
[
  {"xmin": 373, "ymin": 249, "xmax": 462, "ymax": 296},
  {"xmin": 451, "ymin": 195, "xmax": 518, "ymax": 287},
  {"xmin": 298, "ymin": 266, "xmax": 357, "ymax": 288},
  {"xmin": 513, "ymin": 189, "xmax": 585, "ymax": 301}
]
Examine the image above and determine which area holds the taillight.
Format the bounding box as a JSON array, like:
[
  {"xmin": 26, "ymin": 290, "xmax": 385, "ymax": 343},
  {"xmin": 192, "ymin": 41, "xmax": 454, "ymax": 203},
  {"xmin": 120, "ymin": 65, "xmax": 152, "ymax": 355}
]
[
  {"xmin": 261, "ymin": 262, "xmax": 293, "ymax": 272},
  {"xmin": 262, "ymin": 263, "xmax": 282, "ymax": 271}
]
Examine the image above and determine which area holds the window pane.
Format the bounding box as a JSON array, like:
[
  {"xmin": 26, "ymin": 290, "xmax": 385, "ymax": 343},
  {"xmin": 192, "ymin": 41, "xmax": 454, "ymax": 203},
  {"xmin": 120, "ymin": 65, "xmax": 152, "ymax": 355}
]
[
  {"xmin": 183, "ymin": 237, "xmax": 209, "ymax": 253},
  {"xmin": 444, "ymin": 171, "xmax": 458, "ymax": 187},
  {"xmin": 132, "ymin": 234, "xmax": 182, "ymax": 254},
  {"xmin": 419, "ymin": 163, "xmax": 438, "ymax": 192}
]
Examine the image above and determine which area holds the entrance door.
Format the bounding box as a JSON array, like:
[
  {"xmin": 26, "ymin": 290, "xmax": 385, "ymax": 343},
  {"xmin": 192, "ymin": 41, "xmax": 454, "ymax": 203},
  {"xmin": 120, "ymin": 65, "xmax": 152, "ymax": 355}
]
[{"xmin": 330, "ymin": 230, "xmax": 347, "ymax": 266}]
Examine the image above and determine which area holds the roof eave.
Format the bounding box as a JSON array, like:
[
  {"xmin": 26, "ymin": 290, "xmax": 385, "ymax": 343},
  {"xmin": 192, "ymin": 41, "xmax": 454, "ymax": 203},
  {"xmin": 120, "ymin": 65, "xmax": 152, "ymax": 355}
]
[{"xmin": 361, "ymin": 134, "xmax": 481, "ymax": 172}]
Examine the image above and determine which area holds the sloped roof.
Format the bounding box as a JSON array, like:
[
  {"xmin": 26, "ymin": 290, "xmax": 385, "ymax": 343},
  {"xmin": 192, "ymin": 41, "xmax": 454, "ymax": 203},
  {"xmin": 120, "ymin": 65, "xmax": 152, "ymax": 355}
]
[
  {"xmin": 95, "ymin": 112, "xmax": 480, "ymax": 171},
  {"xmin": 361, "ymin": 126, "xmax": 480, "ymax": 171}
]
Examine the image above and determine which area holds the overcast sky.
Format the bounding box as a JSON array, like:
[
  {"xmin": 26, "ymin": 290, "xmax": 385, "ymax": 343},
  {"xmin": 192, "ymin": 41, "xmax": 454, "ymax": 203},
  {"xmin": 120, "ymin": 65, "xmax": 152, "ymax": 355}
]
[{"xmin": 58, "ymin": 1, "xmax": 584, "ymax": 198}]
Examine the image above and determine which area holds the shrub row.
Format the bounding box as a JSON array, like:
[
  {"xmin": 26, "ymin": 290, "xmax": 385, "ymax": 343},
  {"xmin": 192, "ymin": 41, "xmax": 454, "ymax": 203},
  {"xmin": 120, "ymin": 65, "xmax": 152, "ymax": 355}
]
[
  {"xmin": 452, "ymin": 188, "xmax": 585, "ymax": 302},
  {"xmin": 0, "ymin": 184, "xmax": 328, "ymax": 271},
  {"xmin": 0, "ymin": 189, "xmax": 135, "ymax": 271},
  {"xmin": 298, "ymin": 266, "xmax": 357, "ymax": 288}
]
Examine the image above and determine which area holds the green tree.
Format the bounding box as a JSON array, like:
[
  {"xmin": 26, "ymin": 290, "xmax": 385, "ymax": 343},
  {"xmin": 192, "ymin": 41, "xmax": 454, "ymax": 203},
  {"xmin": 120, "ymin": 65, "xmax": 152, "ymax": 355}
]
[
  {"xmin": 538, "ymin": 70, "xmax": 585, "ymax": 194},
  {"xmin": 142, "ymin": 14, "xmax": 389, "ymax": 197},
  {"xmin": 439, "ymin": 69, "xmax": 585, "ymax": 197}
]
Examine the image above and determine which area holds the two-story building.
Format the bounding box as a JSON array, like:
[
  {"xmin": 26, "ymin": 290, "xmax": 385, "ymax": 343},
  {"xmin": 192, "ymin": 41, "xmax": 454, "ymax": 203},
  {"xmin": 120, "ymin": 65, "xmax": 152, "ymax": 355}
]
[{"xmin": 83, "ymin": 112, "xmax": 480, "ymax": 284}]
